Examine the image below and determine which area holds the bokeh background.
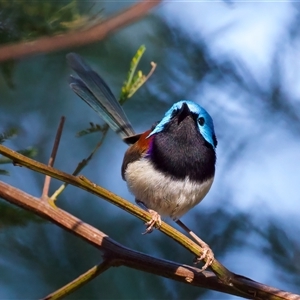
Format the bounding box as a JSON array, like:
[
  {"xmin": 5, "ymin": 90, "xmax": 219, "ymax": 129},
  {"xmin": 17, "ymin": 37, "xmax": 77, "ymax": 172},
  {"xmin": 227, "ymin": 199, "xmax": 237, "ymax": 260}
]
[{"xmin": 1, "ymin": 1, "xmax": 300, "ymax": 299}]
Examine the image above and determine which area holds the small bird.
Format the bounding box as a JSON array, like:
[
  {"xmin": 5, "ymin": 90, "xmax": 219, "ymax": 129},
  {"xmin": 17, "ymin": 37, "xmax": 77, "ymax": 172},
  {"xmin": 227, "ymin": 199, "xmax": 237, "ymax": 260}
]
[{"xmin": 67, "ymin": 53, "xmax": 217, "ymax": 266}]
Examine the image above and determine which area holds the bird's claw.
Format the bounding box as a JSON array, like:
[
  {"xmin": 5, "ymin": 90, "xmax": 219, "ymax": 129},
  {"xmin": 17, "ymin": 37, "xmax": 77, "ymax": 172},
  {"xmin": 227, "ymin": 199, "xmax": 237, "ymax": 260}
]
[
  {"xmin": 194, "ymin": 245, "xmax": 214, "ymax": 272},
  {"xmin": 143, "ymin": 209, "xmax": 162, "ymax": 234}
]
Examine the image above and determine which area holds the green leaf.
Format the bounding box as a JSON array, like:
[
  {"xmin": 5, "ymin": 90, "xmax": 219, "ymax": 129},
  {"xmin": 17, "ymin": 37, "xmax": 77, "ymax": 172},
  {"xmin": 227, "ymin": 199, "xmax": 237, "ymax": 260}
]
[
  {"xmin": 120, "ymin": 45, "xmax": 146, "ymax": 105},
  {"xmin": 0, "ymin": 60, "xmax": 15, "ymax": 89},
  {"xmin": 76, "ymin": 122, "xmax": 105, "ymax": 137},
  {"xmin": 17, "ymin": 147, "xmax": 38, "ymax": 158},
  {"xmin": 0, "ymin": 0, "xmax": 92, "ymax": 88},
  {"xmin": 0, "ymin": 147, "xmax": 37, "ymax": 165},
  {"xmin": 0, "ymin": 169, "xmax": 9, "ymax": 175},
  {"xmin": 120, "ymin": 45, "xmax": 156, "ymax": 105},
  {"xmin": 0, "ymin": 201, "xmax": 45, "ymax": 228},
  {"xmin": 0, "ymin": 157, "xmax": 12, "ymax": 165},
  {"xmin": 0, "ymin": 0, "xmax": 89, "ymax": 42},
  {"xmin": 0, "ymin": 128, "xmax": 18, "ymax": 144}
]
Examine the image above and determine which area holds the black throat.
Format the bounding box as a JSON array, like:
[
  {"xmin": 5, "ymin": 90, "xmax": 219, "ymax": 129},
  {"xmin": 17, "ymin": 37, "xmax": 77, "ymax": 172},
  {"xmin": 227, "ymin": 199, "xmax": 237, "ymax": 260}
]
[{"xmin": 149, "ymin": 115, "xmax": 216, "ymax": 182}]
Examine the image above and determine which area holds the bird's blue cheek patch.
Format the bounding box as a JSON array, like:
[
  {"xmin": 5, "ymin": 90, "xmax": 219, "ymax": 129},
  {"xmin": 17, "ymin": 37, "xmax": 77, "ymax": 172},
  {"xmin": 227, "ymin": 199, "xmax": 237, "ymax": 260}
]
[{"xmin": 200, "ymin": 127, "xmax": 216, "ymax": 149}]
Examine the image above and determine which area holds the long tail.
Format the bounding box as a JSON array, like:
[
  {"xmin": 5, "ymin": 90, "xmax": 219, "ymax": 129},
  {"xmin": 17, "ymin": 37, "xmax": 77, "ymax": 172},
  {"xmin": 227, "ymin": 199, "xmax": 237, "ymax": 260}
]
[{"xmin": 67, "ymin": 53, "xmax": 135, "ymax": 139}]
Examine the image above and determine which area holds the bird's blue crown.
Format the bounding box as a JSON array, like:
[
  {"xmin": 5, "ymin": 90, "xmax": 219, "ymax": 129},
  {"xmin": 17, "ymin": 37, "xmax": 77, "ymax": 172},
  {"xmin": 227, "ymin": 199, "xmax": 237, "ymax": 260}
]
[{"xmin": 148, "ymin": 100, "xmax": 216, "ymax": 149}]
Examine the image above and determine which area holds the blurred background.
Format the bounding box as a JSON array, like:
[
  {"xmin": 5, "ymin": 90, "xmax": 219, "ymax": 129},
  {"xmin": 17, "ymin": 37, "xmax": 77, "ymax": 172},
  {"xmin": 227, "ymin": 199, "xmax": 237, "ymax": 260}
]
[{"xmin": 0, "ymin": 1, "xmax": 300, "ymax": 299}]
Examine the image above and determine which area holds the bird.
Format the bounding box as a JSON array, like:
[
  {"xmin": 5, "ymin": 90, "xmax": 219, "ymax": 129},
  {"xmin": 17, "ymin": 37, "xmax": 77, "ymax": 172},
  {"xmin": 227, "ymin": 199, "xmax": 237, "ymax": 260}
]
[{"xmin": 67, "ymin": 53, "xmax": 217, "ymax": 267}]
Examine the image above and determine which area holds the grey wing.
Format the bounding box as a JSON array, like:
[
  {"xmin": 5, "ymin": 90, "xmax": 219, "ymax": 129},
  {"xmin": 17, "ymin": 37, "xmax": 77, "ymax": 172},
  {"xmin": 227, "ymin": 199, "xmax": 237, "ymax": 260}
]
[{"xmin": 67, "ymin": 53, "xmax": 135, "ymax": 139}]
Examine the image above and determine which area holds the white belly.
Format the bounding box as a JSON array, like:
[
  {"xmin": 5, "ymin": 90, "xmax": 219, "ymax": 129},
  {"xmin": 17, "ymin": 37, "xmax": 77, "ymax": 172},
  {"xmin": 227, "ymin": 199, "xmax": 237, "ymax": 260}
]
[{"xmin": 124, "ymin": 159, "xmax": 214, "ymax": 219}]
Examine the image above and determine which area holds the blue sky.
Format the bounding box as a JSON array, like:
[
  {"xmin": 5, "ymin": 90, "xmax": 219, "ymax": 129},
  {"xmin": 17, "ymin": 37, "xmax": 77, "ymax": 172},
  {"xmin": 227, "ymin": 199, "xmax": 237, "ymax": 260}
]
[
  {"xmin": 162, "ymin": 1, "xmax": 300, "ymax": 216},
  {"xmin": 159, "ymin": 3, "xmax": 300, "ymax": 296}
]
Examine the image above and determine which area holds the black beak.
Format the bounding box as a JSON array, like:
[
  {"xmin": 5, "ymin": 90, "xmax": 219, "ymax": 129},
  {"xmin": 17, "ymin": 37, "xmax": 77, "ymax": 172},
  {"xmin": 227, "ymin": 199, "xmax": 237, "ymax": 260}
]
[{"xmin": 177, "ymin": 102, "xmax": 190, "ymax": 124}]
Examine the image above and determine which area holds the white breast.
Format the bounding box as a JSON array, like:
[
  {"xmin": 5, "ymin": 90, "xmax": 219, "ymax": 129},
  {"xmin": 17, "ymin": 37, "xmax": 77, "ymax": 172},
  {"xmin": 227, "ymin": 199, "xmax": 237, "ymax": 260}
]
[{"xmin": 124, "ymin": 159, "xmax": 214, "ymax": 219}]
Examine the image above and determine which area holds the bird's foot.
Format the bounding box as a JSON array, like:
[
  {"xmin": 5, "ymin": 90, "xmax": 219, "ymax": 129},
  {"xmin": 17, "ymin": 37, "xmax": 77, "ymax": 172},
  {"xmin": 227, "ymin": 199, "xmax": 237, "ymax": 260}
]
[
  {"xmin": 193, "ymin": 242, "xmax": 214, "ymax": 272},
  {"xmin": 143, "ymin": 209, "xmax": 162, "ymax": 234},
  {"xmin": 175, "ymin": 220, "xmax": 214, "ymax": 272}
]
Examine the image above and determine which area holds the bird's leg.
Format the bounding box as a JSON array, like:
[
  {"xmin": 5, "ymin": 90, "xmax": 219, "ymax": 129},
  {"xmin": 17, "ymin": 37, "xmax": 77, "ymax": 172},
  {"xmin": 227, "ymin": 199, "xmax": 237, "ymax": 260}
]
[
  {"xmin": 175, "ymin": 219, "xmax": 214, "ymax": 271},
  {"xmin": 135, "ymin": 200, "xmax": 162, "ymax": 234},
  {"xmin": 144, "ymin": 209, "xmax": 162, "ymax": 234}
]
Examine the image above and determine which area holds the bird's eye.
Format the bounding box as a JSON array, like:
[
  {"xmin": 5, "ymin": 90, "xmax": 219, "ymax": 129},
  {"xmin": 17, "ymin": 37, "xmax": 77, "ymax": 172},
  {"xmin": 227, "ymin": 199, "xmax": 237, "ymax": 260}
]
[{"xmin": 198, "ymin": 117, "xmax": 205, "ymax": 126}]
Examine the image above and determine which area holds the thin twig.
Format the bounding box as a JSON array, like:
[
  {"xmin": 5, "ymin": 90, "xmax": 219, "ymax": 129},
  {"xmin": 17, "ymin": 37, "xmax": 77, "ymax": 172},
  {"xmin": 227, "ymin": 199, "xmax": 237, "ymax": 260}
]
[
  {"xmin": 43, "ymin": 259, "xmax": 113, "ymax": 300},
  {"xmin": 51, "ymin": 44, "xmax": 155, "ymax": 202},
  {"xmin": 127, "ymin": 61, "xmax": 157, "ymax": 98},
  {"xmin": 42, "ymin": 116, "xmax": 65, "ymax": 201},
  {"xmin": 72, "ymin": 125, "xmax": 109, "ymax": 177},
  {"xmin": 145, "ymin": 62, "xmax": 157, "ymax": 82},
  {"xmin": 0, "ymin": 0, "xmax": 161, "ymax": 62},
  {"xmin": 49, "ymin": 124, "xmax": 109, "ymax": 202}
]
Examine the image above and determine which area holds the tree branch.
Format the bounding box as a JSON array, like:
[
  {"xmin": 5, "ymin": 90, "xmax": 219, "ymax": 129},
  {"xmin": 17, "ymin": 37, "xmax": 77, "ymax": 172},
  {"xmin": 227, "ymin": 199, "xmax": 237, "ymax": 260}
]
[
  {"xmin": 1, "ymin": 180, "xmax": 295, "ymax": 300},
  {"xmin": 0, "ymin": 180, "xmax": 244, "ymax": 298},
  {"xmin": 42, "ymin": 116, "xmax": 65, "ymax": 200},
  {"xmin": 43, "ymin": 260, "xmax": 113, "ymax": 300},
  {"xmin": 0, "ymin": 145, "xmax": 299, "ymax": 299},
  {"xmin": 0, "ymin": 144, "xmax": 230, "ymax": 280},
  {"xmin": 0, "ymin": 0, "xmax": 161, "ymax": 62}
]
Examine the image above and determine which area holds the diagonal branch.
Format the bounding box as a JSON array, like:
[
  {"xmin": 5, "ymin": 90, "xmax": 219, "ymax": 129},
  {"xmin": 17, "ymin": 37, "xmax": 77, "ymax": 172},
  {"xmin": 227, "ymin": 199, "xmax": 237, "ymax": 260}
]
[
  {"xmin": 43, "ymin": 260, "xmax": 113, "ymax": 300},
  {"xmin": 0, "ymin": 180, "xmax": 243, "ymax": 298},
  {"xmin": 1, "ymin": 144, "xmax": 299, "ymax": 299},
  {"xmin": 42, "ymin": 116, "xmax": 65, "ymax": 200},
  {"xmin": 0, "ymin": 0, "xmax": 161, "ymax": 62},
  {"xmin": 0, "ymin": 143, "xmax": 230, "ymax": 281},
  {"xmin": 0, "ymin": 179, "xmax": 296, "ymax": 300}
]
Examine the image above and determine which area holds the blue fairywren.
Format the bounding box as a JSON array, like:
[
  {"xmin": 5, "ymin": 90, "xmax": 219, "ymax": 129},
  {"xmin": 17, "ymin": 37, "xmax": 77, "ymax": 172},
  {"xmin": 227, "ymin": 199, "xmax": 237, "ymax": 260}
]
[{"xmin": 67, "ymin": 53, "xmax": 217, "ymax": 268}]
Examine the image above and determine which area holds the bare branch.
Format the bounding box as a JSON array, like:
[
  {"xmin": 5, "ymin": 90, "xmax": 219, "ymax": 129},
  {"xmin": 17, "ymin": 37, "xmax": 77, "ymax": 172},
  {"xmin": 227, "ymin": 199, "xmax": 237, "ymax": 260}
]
[
  {"xmin": 42, "ymin": 116, "xmax": 65, "ymax": 200},
  {"xmin": 1, "ymin": 180, "xmax": 297, "ymax": 299},
  {"xmin": 0, "ymin": 145, "xmax": 299, "ymax": 299},
  {"xmin": 0, "ymin": 144, "xmax": 231, "ymax": 279},
  {"xmin": 42, "ymin": 260, "xmax": 113, "ymax": 300},
  {"xmin": 0, "ymin": 180, "xmax": 241, "ymax": 298},
  {"xmin": 0, "ymin": 0, "xmax": 161, "ymax": 62},
  {"xmin": 49, "ymin": 124, "xmax": 109, "ymax": 202}
]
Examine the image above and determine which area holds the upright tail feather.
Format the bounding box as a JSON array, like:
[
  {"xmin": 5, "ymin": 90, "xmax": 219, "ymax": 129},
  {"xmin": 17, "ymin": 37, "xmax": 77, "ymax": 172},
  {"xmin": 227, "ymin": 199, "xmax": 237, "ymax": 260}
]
[{"xmin": 67, "ymin": 53, "xmax": 135, "ymax": 139}]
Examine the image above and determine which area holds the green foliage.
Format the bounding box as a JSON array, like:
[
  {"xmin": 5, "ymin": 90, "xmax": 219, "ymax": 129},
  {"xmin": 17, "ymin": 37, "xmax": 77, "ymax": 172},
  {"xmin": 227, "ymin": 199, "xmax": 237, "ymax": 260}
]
[
  {"xmin": 0, "ymin": 0, "xmax": 90, "ymax": 87},
  {"xmin": 0, "ymin": 128, "xmax": 37, "ymax": 175},
  {"xmin": 79, "ymin": 45, "xmax": 155, "ymax": 137},
  {"xmin": 0, "ymin": 201, "xmax": 45, "ymax": 228},
  {"xmin": 120, "ymin": 44, "xmax": 156, "ymax": 104},
  {"xmin": 76, "ymin": 122, "xmax": 105, "ymax": 137},
  {"xmin": 0, "ymin": 147, "xmax": 37, "ymax": 165},
  {"xmin": 0, "ymin": 128, "xmax": 18, "ymax": 144},
  {"xmin": 0, "ymin": 0, "xmax": 87, "ymax": 43},
  {"xmin": 0, "ymin": 60, "xmax": 15, "ymax": 88},
  {"xmin": 0, "ymin": 145, "xmax": 37, "ymax": 165}
]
